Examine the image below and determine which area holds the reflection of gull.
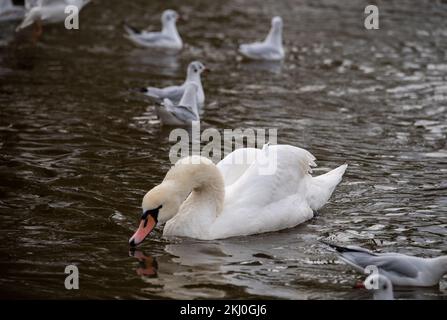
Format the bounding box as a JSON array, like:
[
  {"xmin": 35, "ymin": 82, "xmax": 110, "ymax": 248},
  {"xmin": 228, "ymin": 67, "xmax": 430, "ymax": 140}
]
[
  {"xmin": 124, "ymin": 9, "xmax": 182, "ymax": 51},
  {"xmin": 141, "ymin": 61, "xmax": 206, "ymax": 107},
  {"xmin": 325, "ymin": 242, "xmax": 447, "ymax": 287},
  {"xmin": 156, "ymin": 83, "xmax": 200, "ymax": 126},
  {"xmin": 362, "ymin": 274, "xmax": 394, "ymax": 300},
  {"xmin": 239, "ymin": 16, "xmax": 284, "ymax": 61},
  {"xmin": 16, "ymin": 0, "xmax": 91, "ymax": 32},
  {"xmin": 0, "ymin": 0, "xmax": 25, "ymax": 22}
]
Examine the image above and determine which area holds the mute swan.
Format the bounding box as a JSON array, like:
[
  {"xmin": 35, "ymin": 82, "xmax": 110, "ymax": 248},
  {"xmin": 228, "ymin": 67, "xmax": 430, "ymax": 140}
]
[
  {"xmin": 156, "ymin": 83, "xmax": 199, "ymax": 126},
  {"xmin": 129, "ymin": 145, "xmax": 347, "ymax": 245},
  {"xmin": 141, "ymin": 61, "xmax": 206, "ymax": 107},
  {"xmin": 239, "ymin": 16, "xmax": 285, "ymax": 61},
  {"xmin": 124, "ymin": 9, "xmax": 182, "ymax": 51},
  {"xmin": 325, "ymin": 242, "xmax": 447, "ymax": 287}
]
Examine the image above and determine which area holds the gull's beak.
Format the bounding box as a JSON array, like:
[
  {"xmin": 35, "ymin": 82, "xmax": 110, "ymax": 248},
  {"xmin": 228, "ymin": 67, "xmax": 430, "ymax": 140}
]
[
  {"xmin": 129, "ymin": 214, "xmax": 157, "ymax": 247},
  {"xmin": 353, "ymin": 281, "xmax": 366, "ymax": 289},
  {"xmin": 203, "ymin": 67, "xmax": 211, "ymax": 74}
]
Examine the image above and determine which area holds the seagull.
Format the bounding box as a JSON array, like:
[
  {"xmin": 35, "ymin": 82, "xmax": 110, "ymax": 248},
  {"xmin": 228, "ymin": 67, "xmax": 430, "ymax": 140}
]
[
  {"xmin": 124, "ymin": 9, "xmax": 182, "ymax": 50},
  {"xmin": 0, "ymin": 0, "xmax": 25, "ymax": 22},
  {"xmin": 324, "ymin": 242, "xmax": 447, "ymax": 287},
  {"xmin": 361, "ymin": 274, "xmax": 394, "ymax": 300},
  {"xmin": 155, "ymin": 82, "xmax": 199, "ymax": 126},
  {"xmin": 141, "ymin": 61, "xmax": 206, "ymax": 107},
  {"xmin": 239, "ymin": 16, "xmax": 284, "ymax": 61},
  {"xmin": 16, "ymin": 0, "xmax": 91, "ymax": 33}
]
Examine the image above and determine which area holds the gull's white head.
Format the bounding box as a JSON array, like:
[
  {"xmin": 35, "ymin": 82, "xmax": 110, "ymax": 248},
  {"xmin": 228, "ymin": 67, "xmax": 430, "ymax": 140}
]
[
  {"xmin": 271, "ymin": 16, "xmax": 283, "ymax": 29},
  {"xmin": 186, "ymin": 61, "xmax": 207, "ymax": 81},
  {"xmin": 161, "ymin": 9, "xmax": 179, "ymax": 26},
  {"xmin": 363, "ymin": 274, "xmax": 394, "ymax": 300}
]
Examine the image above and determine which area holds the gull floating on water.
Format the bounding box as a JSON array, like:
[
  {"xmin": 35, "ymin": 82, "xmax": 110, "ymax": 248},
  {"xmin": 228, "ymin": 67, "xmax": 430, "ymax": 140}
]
[
  {"xmin": 16, "ymin": 0, "xmax": 91, "ymax": 32},
  {"xmin": 361, "ymin": 274, "xmax": 394, "ymax": 300},
  {"xmin": 239, "ymin": 16, "xmax": 284, "ymax": 61},
  {"xmin": 0, "ymin": 0, "xmax": 25, "ymax": 22},
  {"xmin": 325, "ymin": 242, "xmax": 447, "ymax": 287},
  {"xmin": 155, "ymin": 82, "xmax": 199, "ymax": 126},
  {"xmin": 124, "ymin": 9, "xmax": 182, "ymax": 50},
  {"xmin": 141, "ymin": 61, "xmax": 206, "ymax": 107}
]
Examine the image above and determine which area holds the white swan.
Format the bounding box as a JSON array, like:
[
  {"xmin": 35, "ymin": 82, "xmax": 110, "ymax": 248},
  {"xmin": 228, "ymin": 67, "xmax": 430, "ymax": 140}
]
[
  {"xmin": 156, "ymin": 83, "xmax": 199, "ymax": 126},
  {"xmin": 129, "ymin": 145, "xmax": 347, "ymax": 245},
  {"xmin": 239, "ymin": 16, "xmax": 285, "ymax": 61},
  {"xmin": 124, "ymin": 9, "xmax": 182, "ymax": 51},
  {"xmin": 141, "ymin": 61, "xmax": 206, "ymax": 107}
]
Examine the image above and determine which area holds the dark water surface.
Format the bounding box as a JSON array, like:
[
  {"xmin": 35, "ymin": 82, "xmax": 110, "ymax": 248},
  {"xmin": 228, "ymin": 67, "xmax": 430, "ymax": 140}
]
[{"xmin": 0, "ymin": 0, "xmax": 446, "ymax": 299}]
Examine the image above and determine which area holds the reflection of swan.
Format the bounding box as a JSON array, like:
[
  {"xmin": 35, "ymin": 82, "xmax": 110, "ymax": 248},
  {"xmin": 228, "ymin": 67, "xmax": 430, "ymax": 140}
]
[
  {"xmin": 239, "ymin": 16, "xmax": 284, "ymax": 61},
  {"xmin": 124, "ymin": 9, "xmax": 182, "ymax": 51},
  {"xmin": 129, "ymin": 145, "xmax": 347, "ymax": 245},
  {"xmin": 129, "ymin": 250, "xmax": 158, "ymax": 277}
]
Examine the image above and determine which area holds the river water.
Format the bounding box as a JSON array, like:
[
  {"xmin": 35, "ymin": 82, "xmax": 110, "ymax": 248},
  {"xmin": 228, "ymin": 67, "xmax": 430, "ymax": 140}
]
[{"xmin": 0, "ymin": 0, "xmax": 446, "ymax": 299}]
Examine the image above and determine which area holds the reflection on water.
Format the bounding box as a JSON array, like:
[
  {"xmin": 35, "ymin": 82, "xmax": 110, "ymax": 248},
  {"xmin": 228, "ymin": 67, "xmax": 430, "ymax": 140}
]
[{"xmin": 0, "ymin": 0, "xmax": 447, "ymax": 299}]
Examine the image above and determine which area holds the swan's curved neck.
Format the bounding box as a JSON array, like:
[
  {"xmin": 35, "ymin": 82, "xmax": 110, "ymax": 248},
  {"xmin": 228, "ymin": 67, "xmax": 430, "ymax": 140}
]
[{"xmin": 164, "ymin": 157, "xmax": 225, "ymax": 217}]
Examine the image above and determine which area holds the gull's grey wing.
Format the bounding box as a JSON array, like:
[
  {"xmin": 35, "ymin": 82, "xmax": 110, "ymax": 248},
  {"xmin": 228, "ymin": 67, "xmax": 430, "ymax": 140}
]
[
  {"xmin": 146, "ymin": 85, "xmax": 184, "ymax": 102},
  {"xmin": 139, "ymin": 32, "xmax": 173, "ymax": 43},
  {"xmin": 373, "ymin": 256, "xmax": 419, "ymax": 279}
]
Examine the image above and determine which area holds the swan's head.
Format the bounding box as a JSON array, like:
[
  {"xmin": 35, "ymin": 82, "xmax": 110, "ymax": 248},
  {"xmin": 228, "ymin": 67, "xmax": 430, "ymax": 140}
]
[
  {"xmin": 186, "ymin": 61, "xmax": 206, "ymax": 79},
  {"xmin": 161, "ymin": 9, "xmax": 179, "ymax": 26},
  {"xmin": 129, "ymin": 182, "xmax": 183, "ymax": 247},
  {"xmin": 362, "ymin": 274, "xmax": 394, "ymax": 300},
  {"xmin": 271, "ymin": 16, "xmax": 283, "ymax": 29}
]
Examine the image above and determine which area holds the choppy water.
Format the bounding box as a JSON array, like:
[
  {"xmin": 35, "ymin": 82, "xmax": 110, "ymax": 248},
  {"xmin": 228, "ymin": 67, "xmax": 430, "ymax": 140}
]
[{"xmin": 0, "ymin": 0, "xmax": 446, "ymax": 299}]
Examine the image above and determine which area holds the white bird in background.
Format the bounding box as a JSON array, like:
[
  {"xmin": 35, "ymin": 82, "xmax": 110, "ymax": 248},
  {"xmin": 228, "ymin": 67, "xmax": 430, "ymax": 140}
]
[
  {"xmin": 362, "ymin": 274, "xmax": 394, "ymax": 300},
  {"xmin": 16, "ymin": 0, "xmax": 91, "ymax": 33},
  {"xmin": 325, "ymin": 242, "xmax": 447, "ymax": 287},
  {"xmin": 129, "ymin": 145, "xmax": 347, "ymax": 245},
  {"xmin": 0, "ymin": 0, "xmax": 25, "ymax": 22},
  {"xmin": 239, "ymin": 16, "xmax": 285, "ymax": 61},
  {"xmin": 155, "ymin": 82, "xmax": 200, "ymax": 126},
  {"xmin": 124, "ymin": 9, "xmax": 182, "ymax": 50},
  {"xmin": 141, "ymin": 61, "xmax": 206, "ymax": 107}
]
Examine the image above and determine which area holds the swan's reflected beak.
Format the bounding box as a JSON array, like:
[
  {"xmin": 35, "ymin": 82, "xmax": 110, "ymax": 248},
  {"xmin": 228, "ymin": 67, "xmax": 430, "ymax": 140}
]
[{"xmin": 129, "ymin": 215, "xmax": 157, "ymax": 247}]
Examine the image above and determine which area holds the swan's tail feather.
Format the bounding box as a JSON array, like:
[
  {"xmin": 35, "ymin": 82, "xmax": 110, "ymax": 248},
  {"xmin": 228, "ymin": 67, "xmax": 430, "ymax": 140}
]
[{"xmin": 307, "ymin": 163, "xmax": 347, "ymax": 211}]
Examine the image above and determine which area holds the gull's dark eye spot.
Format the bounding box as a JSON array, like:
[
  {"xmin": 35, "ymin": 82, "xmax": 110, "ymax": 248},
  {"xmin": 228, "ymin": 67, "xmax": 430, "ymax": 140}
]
[
  {"xmin": 194, "ymin": 68, "xmax": 197, "ymax": 73},
  {"xmin": 383, "ymin": 284, "xmax": 388, "ymax": 290}
]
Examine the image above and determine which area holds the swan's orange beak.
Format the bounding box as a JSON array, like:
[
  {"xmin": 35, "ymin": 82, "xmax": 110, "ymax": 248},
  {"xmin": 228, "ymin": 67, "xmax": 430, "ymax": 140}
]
[{"xmin": 129, "ymin": 215, "xmax": 157, "ymax": 247}]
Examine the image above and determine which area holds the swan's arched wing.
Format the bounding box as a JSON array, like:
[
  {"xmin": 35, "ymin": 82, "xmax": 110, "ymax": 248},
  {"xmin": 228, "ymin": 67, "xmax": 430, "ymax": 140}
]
[
  {"xmin": 224, "ymin": 145, "xmax": 316, "ymax": 208},
  {"xmin": 217, "ymin": 148, "xmax": 262, "ymax": 186}
]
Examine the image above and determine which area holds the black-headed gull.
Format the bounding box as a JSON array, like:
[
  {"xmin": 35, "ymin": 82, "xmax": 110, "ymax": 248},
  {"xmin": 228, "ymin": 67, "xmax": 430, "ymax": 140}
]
[
  {"xmin": 124, "ymin": 9, "xmax": 182, "ymax": 50},
  {"xmin": 141, "ymin": 61, "xmax": 206, "ymax": 107},
  {"xmin": 16, "ymin": 0, "xmax": 91, "ymax": 32},
  {"xmin": 155, "ymin": 82, "xmax": 199, "ymax": 126},
  {"xmin": 0, "ymin": 0, "xmax": 25, "ymax": 22},
  {"xmin": 239, "ymin": 16, "xmax": 284, "ymax": 61},
  {"xmin": 361, "ymin": 274, "xmax": 394, "ymax": 300},
  {"xmin": 325, "ymin": 242, "xmax": 447, "ymax": 287}
]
